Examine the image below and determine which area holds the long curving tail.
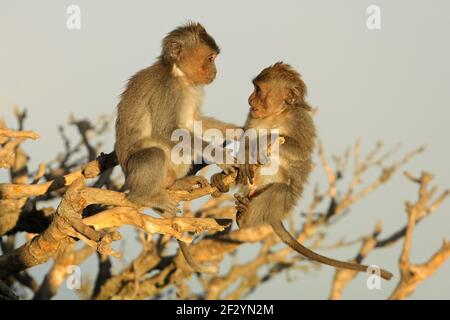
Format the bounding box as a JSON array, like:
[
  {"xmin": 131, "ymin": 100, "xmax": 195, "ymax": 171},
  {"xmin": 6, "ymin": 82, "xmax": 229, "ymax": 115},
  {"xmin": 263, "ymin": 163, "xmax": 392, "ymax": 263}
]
[
  {"xmin": 270, "ymin": 220, "xmax": 393, "ymax": 280},
  {"xmin": 178, "ymin": 240, "xmax": 218, "ymax": 274}
]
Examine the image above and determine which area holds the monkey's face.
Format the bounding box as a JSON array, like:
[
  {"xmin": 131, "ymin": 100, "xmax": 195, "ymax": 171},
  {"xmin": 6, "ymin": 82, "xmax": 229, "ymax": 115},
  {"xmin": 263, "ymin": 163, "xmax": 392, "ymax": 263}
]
[
  {"xmin": 179, "ymin": 44, "xmax": 218, "ymax": 85},
  {"xmin": 248, "ymin": 81, "xmax": 287, "ymax": 119}
]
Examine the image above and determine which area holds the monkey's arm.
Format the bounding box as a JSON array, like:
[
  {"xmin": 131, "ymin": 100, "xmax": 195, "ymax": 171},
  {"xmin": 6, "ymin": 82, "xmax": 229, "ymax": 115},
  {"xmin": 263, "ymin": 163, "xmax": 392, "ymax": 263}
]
[
  {"xmin": 200, "ymin": 115, "xmax": 242, "ymax": 135},
  {"xmin": 278, "ymin": 135, "xmax": 304, "ymax": 161},
  {"xmin": 235, "ymin": 134, "xmax": 288, "ymax": 186},
  {"xmin": 188, "ymin": 133, "xmax": 238, "ymax": 171},
  {"xmin": 204, "ymin": 138, "xmax": 239, "ymax": 196}
]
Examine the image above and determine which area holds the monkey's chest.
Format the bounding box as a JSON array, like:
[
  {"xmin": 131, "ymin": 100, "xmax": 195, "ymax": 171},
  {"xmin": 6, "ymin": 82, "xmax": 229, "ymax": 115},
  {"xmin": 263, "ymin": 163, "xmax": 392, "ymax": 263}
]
[{"xmin": 178, "ymin": 87, "xmax": 204, "ymax": 131}]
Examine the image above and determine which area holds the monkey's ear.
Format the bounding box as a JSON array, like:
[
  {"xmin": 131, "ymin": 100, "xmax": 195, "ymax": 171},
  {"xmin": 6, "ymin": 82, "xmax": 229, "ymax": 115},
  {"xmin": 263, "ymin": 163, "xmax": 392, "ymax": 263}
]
[
  {"xmin": 168, "ymin": 41, "xmax": 183, "ymax": 61},
  {"xmin": 285, "ymin": 88, "xmax": 301, "ymax": 106}
]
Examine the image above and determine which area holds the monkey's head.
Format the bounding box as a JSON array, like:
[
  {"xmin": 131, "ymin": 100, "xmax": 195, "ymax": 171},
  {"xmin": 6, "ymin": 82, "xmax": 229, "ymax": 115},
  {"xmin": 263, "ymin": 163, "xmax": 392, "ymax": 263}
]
[
  {"xmin": 160, "ymin": 22, "xmax": 220, "ymax": 85},
  {"xmin": 248, "ymin": 62, "xmax": 308, "ymax": 119}
]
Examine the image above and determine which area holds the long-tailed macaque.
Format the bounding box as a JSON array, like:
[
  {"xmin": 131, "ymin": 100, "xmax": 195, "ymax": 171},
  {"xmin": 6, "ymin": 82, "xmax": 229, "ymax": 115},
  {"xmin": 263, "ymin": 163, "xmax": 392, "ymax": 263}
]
[
  {"xmin": 211, "ymin": 62, "xmax": 393, "ymax": 280},
  {"xmin": 115, "ymin": 22, "xmax": 237, "ymax": 273}
]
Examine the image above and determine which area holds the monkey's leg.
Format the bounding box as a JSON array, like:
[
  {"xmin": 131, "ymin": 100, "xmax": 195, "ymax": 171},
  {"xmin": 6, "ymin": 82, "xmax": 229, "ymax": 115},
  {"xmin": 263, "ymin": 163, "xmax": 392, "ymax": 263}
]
[
  {"xmin": 125, "ymin": 147, "xmax": 178, "ymax": 215},
  {"xmin": 200, "ymin": 116, "xmax": 240, "ymax": 135},
  {"xmin": 234, "ymin": 184, "xmax": 290, "ymax": 228}
]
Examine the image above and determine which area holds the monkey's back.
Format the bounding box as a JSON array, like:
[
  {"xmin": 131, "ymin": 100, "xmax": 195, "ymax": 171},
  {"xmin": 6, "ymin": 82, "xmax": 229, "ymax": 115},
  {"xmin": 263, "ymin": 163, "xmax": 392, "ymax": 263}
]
[
  {"xmin": 115, "ymin": 62, "xmax": 183, "ymax": 173},
  {"xmin": 282, "ymin": 105, "xmax": 316, "ymax": 198}
]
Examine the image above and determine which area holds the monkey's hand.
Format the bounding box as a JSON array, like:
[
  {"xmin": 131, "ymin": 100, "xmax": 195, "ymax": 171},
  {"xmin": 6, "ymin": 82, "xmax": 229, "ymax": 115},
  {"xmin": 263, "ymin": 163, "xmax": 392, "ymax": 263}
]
[
  {"xmin": 234, "ymin": 193, "xmax": 250, "ymax": 228},
  {"xmin": 210, "ymin": 172, "xmax": 229, "ymax": 197},
  {"xmin": 171, "ymin": 175, "xmax": 210, "ymax": 192},
  {"xmin": 237, "ymin": 163, "xmax": 257, "ymax": 186},
  {"xmin": 210, "ymin": 165, "xmax": 237, "ymax": 197},
  {"xmin": 235, "ymin": 136, "xmax": 285, "ymax": 185}
]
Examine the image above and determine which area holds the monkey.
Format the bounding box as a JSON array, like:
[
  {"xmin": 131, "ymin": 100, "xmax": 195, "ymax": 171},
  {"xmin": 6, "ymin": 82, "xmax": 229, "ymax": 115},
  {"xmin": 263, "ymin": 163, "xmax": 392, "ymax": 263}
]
[
  {"xmin": 115, "ymin": 22, "xmax": 238, "ymax": 273},
  {"xmin": 211, "ymin": 62, "xmax": 393, "ymax": 280}
]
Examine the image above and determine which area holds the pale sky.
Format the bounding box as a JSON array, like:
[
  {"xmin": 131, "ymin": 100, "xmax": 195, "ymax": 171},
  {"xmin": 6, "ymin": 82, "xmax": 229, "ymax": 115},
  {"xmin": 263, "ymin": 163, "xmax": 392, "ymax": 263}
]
[{"xmin": 0, "ymin": 0, "xmax": 449, "ymax": 299}]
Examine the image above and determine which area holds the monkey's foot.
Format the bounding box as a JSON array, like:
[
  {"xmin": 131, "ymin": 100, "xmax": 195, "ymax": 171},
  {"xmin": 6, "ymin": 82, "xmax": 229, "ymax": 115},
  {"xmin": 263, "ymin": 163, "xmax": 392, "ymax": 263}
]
[
  {"xmin": 146, "ymin": 191, "xmax": 181, "ymax": 216},
  {"xmin": 171, "ymin": 175, "xmax": 210, "ymax": 192},
  {"xmin": 156, "ymin": 198, "xmax": 180, "ymax": 217}
]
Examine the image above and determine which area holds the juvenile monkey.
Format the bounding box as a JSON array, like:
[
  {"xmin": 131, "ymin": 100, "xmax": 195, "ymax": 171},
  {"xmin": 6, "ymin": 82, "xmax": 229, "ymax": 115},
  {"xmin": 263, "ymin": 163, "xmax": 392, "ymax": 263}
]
[
  {"xmin": 212, "ymin": 62, "xmax": 393, "ymax": 280},
  {"xmin": 115, "ymin": 22, "xmax": 237, "ymax": 273}
]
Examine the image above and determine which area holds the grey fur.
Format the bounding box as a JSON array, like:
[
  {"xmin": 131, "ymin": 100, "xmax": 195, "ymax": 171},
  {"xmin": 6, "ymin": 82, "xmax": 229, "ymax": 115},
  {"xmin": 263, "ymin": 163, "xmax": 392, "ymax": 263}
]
[
  {"xmin": 115, "ymin": 23, "xmax": 238, "ymax": 273},
  {"xmin": 238, "ymin": 103, "xmax": 316, "ymax": 227}
]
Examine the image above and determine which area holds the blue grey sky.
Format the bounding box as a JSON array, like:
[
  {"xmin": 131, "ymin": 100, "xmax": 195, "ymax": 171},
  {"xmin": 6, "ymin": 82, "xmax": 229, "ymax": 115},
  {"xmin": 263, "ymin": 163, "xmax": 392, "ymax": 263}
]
[{"xmin": 0, "ymin": 0, "xmax": 449, "ymax": 299}]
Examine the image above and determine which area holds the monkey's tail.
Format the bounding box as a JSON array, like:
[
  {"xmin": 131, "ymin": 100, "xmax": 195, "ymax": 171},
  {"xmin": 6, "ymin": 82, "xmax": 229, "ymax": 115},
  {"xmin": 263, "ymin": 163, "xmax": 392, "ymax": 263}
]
[
  {"xmin": 270, "ymin": 220, "xmax": 393, "ymax": 280},
  {"xmin": 177, "ymin": 240, "xmax": 218, "ymax": 274}
]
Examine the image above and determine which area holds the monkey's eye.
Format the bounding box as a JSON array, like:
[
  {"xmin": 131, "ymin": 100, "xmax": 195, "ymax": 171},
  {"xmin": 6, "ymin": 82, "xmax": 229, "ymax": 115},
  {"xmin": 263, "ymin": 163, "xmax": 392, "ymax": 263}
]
[{"xmin": 208, "ymin": 55, "xmax": 215, "ymax": 62}]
